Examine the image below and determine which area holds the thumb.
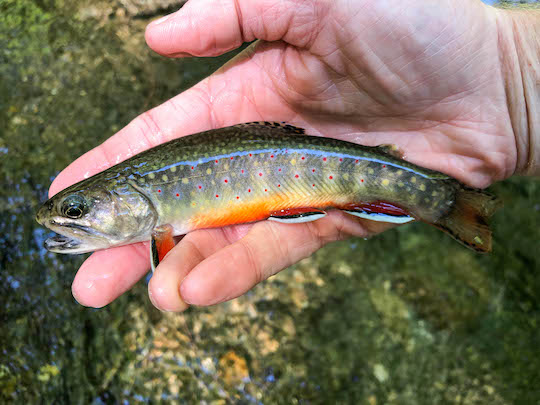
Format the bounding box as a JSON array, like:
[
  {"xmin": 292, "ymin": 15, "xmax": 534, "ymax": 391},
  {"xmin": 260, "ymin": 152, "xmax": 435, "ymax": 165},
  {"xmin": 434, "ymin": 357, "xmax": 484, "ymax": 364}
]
[{"xmin": 145, "ymin": 0, "xmax": 328, "ymax": 57}]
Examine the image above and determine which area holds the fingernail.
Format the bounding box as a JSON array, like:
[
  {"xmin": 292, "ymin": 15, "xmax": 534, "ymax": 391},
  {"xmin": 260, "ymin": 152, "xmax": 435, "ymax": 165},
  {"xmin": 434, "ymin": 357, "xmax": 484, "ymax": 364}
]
[
  {"xmin": 179, "ymin": 281, "xmax": 193, "ymax": 305},
  {"xmin": 181, "ymin": 275, "xmax": 230, "ymax": 306},
  {"xmin": 180, "ymin": 276, "xmax": 206, "ymax": 305},
  {"xmin": 72, "ymin": 288, "xmax": 82, "ymax": 306},
  {"xmin": 148, "ymin": 286, "xmax": 172, "ymax": 312},
  {"xmin": 167, "ymin": 52, "xmax": 193, "ymax": 58},
  {"xmin": 148, "ymin": 288, "xmax": 160, "ymax": 308},
  {"xmin": 72, "ymin": 280, "xmax": 108, "ymax": 308},
  {"xmin": 150, "ymin": 14, "xmax": 170, "ymax": 26}
]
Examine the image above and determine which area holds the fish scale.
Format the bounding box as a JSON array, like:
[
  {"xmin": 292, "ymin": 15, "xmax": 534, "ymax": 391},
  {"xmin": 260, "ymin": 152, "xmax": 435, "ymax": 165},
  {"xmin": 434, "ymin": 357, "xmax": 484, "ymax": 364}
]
[
  {"xmin": 151, "ymin": 150, "xmax": 378, "ymax": 233},
  {"xmin": 36, "ymin": 122, "xmax": 501, "ymax": 263}
]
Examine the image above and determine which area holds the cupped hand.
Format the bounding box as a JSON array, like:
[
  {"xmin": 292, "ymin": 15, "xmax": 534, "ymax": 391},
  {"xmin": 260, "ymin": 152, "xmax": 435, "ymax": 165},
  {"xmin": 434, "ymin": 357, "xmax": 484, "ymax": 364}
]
[{"xmin": 49, "ymin": 0, "xmax": 516, "ymax": 311}]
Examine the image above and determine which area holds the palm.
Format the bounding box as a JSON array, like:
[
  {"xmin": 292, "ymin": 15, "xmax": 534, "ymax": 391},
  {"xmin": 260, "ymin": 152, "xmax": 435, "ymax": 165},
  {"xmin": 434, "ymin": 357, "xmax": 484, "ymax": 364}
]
[
  {"xmin": 50, "ymin": 0, "xmax": 515, "ymax": 310},
  {"xmin": 228, "ymin": 0, "xmax": 512, "ymax": 187}
]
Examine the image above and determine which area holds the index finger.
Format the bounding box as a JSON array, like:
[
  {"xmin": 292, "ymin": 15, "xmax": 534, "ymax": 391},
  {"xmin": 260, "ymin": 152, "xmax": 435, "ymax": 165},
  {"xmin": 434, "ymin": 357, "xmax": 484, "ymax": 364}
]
[
  {"xmin": 47, "ymin": 78, "xmax": 228, "ymax": 196},
  {"xmin": 49, "ymin": 86, "xmax": 208, "ymax": 197},
  {"xmin": 49, "ymin": 44, "xmax": 295, "ymax": 197}
]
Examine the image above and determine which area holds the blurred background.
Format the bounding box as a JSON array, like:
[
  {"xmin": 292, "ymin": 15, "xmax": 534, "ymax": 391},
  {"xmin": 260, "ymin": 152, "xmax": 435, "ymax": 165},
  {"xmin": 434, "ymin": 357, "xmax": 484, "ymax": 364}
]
[{"xmin": 1, "ymin": 0, "xmax": 539, "ymax": 403}]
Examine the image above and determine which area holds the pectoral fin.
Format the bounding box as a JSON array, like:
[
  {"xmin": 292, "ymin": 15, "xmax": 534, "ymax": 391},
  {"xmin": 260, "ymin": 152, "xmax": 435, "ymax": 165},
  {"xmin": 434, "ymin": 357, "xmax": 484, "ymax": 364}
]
[
  {"xmin": 150, "ymin": 224, "xmax": 175, "ymax": 272},
  {"xmin": 268, "ymin": 208, "xmax": 327, "ymax": 224}
]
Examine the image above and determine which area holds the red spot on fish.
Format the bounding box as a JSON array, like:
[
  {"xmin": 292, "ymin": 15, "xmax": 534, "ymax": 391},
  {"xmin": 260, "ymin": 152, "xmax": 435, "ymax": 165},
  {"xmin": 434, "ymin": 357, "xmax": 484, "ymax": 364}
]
[
  {"xmin": 215, "ymin": 160, "xmax": 218, "ymax": 163},
  {"xmin": 301, "ymin": 156, "xmax": 305, "ymax": 160},
  {"xmin": 198, "ymin": 185, "xmax": 202, "ymax": 189},
  {"xmin": 355, "ymin": 159, "xmax": 359, "ymax": 163},
  {"xmin": 312, "ymin": 169, "xmax": 316, "ymax": 172},
  {"xmin": 176, "ymin": 193, "xmax": 180, "ymax": 197},
  {"xmin": 382, "ymin": 165, "xmax": 386, "ymax": 168},
  {"xmin": 278, "ymin": 168, "xmax": 282, "ymax": 172},
  {"xmin": 312, "ymin": 184, "xmax": 315, "ymax": 187},
  {"xmin": 339, "ymin": 158, "xmax": 343, "ymax": 162},
  {"xmin": 271, "ymin": 155, "xmax": 274, "ymax": 158},
  {"xmin": 215, "ymin": 194, "xmax": 219, "ymax": 198},
  {"xmin": 329, "ymin": 176, "xmax": 333, "ymax": 180},
  {"xmin": 249, "ymin": 153, "xmax": 252, "ymax": 157},
  {"xmin": 264, "ymin": 189, "xmax": 268, "ymax": 192},
  {"xmin": 361, "ymin": 179, "xmax": 364, "ymax": 182},
  {"xmin": 191, "ymin": 166, "xmax": 194, "ymax": 170},
  {"xmin": 158, "ymin": 189, "xmax": 161, "ymax": 193},
  {"xmin": 224, "ymin": 179, "xmax": 228, "ymax": 183},
  {"xmin": 230, "ymin": 157, "xmax": 234, "ymax": 160},
  {"xmin": 323, "ymin": 157, "xmax": 327, "ymax": 162},
  {"xmin": 241, "ymin": 169, "xmax": 244, "ymax": 174},
  {"xmin": 259, "ymin": 173, "xmax": 263, "ymax": 176},
  {"xmin": 278, "ymin": 184, "xmax": 281, "ymax": 187},
  {"xmin": 236, "ymin": 196, "xmax": 239, "ymax": 199},
  {"xmin": 295, "ymin": 174, "xmax": 299, "ymax": 178},
  {"xmin": 248, "ymin": 189, "xmax": 251, "ymax": 192}
]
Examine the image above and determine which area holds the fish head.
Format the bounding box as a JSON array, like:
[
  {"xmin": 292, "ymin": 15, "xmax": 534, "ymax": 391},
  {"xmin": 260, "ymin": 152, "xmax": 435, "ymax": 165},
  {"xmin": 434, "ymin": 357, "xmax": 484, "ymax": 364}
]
[{"xmin": 36, "ymin": 179, "xmax": 157, "ymax": 254}]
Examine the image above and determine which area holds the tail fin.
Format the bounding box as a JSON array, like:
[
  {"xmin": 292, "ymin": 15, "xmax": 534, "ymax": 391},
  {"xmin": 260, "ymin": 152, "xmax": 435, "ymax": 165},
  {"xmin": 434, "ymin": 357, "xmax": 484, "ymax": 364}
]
[{"xmin": 434, "ymin": 187, "xmax": 502, "ymax": 253}]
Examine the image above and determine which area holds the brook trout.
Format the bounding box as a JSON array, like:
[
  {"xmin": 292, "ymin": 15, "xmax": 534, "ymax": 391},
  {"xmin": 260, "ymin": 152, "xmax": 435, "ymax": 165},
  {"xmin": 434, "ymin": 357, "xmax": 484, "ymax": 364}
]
[{"xmin": 36, "ymin": 122, "xmax": 501, "ymax": 268}]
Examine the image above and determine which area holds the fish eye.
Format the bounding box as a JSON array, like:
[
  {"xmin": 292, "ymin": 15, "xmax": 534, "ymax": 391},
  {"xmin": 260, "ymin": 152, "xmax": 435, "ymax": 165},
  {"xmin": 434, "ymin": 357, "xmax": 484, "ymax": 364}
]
[{"xmin": 61, "ymin": 195, "xmax": 87, "ymax": 219}]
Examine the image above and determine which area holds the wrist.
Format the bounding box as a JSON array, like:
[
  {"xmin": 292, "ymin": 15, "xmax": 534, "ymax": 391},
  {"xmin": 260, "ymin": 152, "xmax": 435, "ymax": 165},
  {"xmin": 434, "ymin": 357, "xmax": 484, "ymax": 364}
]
[{"xmin": 496, "ymin": 8, "xmax": 540, "ymax": 176}]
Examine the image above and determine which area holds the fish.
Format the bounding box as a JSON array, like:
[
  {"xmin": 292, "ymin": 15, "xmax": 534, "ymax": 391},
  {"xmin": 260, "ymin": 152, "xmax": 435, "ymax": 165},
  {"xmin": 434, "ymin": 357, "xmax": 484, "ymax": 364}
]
[{"xmin": 36, "ymin": 122, "xmax": 501, "ymax": 269}]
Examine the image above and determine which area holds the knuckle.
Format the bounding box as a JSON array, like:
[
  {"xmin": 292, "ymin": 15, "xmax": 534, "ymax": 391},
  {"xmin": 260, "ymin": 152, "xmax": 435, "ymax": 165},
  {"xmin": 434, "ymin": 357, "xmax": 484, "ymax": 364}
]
[
  {"xmin": 238, "ymin": 239, "xmax": 264, "ymax": 285},
  {"xmin": 266, "ymin": 223, "xmax": 291, "ymax": 268},
  {"xmin": 134, "ymin": 109, "xmax": 164, "ymax": 146}
]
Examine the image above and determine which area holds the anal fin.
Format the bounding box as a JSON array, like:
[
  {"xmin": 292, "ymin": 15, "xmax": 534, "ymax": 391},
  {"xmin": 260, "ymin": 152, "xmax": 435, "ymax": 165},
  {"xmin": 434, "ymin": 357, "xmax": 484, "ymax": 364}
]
[
  {"xmin": 342, "ymin": 201, "xmax": 415, "ymax": 224},
  {"xmin": 150, "ymin": 224, "xmax": 175, "ymax": 272},
  {"xmin": 268, "ymin": 208, "xmax": 327, "ymax": 224},
  {"xmin": 345, "ymin": 210, "xmax": 415, "ymax": 224}
]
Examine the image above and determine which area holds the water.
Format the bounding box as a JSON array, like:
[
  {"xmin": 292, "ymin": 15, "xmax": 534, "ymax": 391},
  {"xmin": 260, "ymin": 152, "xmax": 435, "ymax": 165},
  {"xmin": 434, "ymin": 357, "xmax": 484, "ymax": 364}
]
[{"xmin": 1, "ymin": 0, "xmax": 540, "ymax": 403}]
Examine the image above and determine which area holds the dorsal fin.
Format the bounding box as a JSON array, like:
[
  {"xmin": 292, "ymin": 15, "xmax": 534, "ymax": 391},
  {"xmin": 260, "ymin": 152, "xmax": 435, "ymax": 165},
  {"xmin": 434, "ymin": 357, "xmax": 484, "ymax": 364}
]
[
  {"xmin": 234, "ymin": 121, "xmax": 306, "ymax": 134},
  {"xmin": 376, "ymin": 144, "xmax": 404, "ymax": 159}
]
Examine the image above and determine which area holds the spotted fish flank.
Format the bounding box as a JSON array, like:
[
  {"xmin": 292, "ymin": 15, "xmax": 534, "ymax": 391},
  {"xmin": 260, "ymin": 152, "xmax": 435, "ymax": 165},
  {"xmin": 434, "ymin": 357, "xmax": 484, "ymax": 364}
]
[{"xmin": 36, "ymin": 122, "xmax": 502, "ymax": 268}]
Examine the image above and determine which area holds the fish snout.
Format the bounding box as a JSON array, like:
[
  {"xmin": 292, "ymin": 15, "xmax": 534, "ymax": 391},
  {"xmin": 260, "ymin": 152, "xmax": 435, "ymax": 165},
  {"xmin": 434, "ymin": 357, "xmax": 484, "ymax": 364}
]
[{"xmin": 36, "ymin": 200, "xmax": 54, "ymax": 226}]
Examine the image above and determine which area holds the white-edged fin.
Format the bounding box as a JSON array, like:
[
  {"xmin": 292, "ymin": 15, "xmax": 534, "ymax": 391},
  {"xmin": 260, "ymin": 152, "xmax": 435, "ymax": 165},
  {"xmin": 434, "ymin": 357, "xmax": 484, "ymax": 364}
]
[
  {"xmin": 268, "ymin": 211, "xmax": 327, "ymax": 224},
  {"xmin": 344, "ymin": 210, "xmax": 415, "ymax": 224},
  {"xmin": 150, "ymin": 238, "xmax": 159, "ymax": 272}
]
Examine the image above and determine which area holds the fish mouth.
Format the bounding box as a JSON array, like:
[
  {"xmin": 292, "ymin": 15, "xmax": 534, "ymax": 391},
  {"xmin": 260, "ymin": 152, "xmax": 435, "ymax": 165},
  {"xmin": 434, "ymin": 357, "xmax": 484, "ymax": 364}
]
[
  {"xmin": 44, "ymin": 235, "xmax": 84, "ymax": 252},
  {"xmin": 42, "ymin": 218, "xmax": 110, "ymax": 254}
]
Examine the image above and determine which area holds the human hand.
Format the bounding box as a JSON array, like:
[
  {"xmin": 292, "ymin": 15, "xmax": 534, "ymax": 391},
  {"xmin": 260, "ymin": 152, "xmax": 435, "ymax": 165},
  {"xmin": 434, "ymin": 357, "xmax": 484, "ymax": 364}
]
[{"xmin": 50, "ymin": 0, "xmax": 518, "ymax": 311}]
